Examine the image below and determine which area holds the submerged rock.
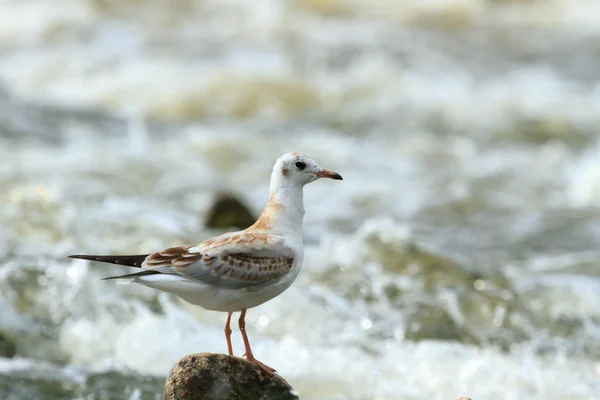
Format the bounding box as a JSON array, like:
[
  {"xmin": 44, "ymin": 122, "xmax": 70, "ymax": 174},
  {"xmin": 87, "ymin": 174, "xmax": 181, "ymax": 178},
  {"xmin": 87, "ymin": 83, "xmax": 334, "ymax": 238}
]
[
  {"xmin": 0, "ymin": 332, "xmax": 16, "ymax": 358},
  {"xmin": 404, "ymin": 303, "xmax": 477, "ymax": 345},
  {"xmin": 163, "ymin": 353, "xmax": 299, "ymax": 400},
  {"xmin": 205, "ymin": 193, "xmax": 256, "ymax": 230}
]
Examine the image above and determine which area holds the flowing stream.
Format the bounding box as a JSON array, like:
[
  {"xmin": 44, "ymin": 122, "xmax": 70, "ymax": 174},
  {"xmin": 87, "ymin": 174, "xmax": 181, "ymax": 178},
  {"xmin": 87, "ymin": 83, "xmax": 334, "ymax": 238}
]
[{"xmin": 1, "ymin": 1, "xmax": 600, "ymax": 399}]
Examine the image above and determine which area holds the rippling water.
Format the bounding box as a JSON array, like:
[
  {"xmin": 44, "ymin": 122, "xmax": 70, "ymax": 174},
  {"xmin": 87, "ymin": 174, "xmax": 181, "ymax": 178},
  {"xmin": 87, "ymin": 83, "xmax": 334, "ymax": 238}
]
[{"xmin": 1, "ymin": 0, "xmax": 600, "ymax": 399}]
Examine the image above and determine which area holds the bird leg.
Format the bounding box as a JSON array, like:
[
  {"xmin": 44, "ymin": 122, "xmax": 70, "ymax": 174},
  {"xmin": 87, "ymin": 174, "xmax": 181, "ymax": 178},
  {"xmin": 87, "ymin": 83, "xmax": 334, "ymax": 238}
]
[
  {"xmin": 238, "ymin": 309, "xmax": 276, "ymax": 374},
  {"xmin": 224, "ymin": 312, "xmax": 233, "ymax": 356}
]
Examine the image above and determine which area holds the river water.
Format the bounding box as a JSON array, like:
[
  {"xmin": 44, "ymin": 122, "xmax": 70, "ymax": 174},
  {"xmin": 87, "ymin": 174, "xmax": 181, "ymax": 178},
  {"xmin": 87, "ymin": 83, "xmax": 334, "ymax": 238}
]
[{"xmin": 1, "ymin": 0, "xmax": 600, "ymax": 399}]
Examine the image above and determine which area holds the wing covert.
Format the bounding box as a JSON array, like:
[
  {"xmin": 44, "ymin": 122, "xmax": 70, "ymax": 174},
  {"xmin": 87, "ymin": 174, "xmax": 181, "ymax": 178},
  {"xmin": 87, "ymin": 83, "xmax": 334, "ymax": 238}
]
[{"xmin": 141, "ymin": 233, "xmax": 295, "ymax": 289}]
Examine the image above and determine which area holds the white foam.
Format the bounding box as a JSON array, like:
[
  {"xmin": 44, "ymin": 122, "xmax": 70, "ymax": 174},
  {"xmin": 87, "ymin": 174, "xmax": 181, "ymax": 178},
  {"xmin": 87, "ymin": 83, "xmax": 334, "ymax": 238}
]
[
  {"xmin": 51, "ymin": 221, "xmax": 600, "ymax": 398},
  {"xmin": 567, "ymin": 142, "xmax": 600, "ymax": 207}
]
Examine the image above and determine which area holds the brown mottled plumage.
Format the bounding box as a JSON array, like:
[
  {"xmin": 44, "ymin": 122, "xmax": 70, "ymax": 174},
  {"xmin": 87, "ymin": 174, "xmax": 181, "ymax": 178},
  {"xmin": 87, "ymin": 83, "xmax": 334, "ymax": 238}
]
[{"xmin": 249, "ymin": 195, "xmax": 284, "ymax": 231}]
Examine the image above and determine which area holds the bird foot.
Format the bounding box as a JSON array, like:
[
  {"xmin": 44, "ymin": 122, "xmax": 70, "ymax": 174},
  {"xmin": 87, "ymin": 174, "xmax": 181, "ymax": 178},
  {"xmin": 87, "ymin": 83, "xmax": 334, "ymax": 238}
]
[{"xmin": 246, "ymin": 355, "xmax": 276, "ymax": 374}]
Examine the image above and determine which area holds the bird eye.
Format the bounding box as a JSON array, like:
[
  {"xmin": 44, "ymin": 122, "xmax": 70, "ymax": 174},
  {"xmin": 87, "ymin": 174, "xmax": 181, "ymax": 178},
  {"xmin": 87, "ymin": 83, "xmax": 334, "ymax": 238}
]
[{"xmin": 294, "ymin": 161, "xmax": 306, "ymax": 170}]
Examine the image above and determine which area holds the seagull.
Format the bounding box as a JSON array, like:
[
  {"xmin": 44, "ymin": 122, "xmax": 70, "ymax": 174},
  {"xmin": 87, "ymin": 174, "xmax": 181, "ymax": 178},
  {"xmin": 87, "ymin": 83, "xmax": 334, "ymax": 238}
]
[{"xmin": 69, "ymin": 152, "xmax": 342, "ymax": 374}]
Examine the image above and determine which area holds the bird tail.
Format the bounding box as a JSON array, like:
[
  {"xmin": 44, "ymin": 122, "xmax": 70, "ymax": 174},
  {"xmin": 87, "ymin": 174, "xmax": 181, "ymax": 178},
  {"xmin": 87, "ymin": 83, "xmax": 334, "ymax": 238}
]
[
  {"xmin": 68, "ymin": 254, "xmax": 149, "ymax": 267},
  {"xmin": 101, "ymin": 270, "xmax": 161, "ymax": 281}
]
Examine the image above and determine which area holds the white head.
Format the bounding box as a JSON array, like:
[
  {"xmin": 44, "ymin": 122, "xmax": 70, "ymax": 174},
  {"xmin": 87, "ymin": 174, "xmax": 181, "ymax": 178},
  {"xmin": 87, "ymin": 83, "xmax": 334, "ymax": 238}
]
[
  {"xmin": 271, "ymin": 152, "xmax": 343, "ymax": 189},
  {"xmin": 249, "ymin": 152, "xmax": 342, "ymax": 233}
]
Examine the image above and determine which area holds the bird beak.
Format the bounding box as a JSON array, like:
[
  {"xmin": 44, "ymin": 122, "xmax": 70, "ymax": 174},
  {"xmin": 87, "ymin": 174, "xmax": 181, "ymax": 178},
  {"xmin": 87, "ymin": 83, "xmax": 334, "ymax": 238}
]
[{"xmin": 315, "ymin": 169, "xmax": 343, "ymax": 180}]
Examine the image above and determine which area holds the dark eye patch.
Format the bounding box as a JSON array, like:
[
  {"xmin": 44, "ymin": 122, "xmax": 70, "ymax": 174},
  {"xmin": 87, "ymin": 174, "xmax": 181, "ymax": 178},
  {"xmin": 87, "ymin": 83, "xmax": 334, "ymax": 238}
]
[{"xmin": 294, "ymin": 161, "xmax": 306, "ymax": 170}]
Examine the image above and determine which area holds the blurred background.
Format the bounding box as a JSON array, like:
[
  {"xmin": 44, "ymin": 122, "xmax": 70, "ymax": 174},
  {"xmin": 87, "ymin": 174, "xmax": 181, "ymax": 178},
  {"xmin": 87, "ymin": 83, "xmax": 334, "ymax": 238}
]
[{"xmin": 1, "ymin": 0, "xmax": 600, "ymax": 399}]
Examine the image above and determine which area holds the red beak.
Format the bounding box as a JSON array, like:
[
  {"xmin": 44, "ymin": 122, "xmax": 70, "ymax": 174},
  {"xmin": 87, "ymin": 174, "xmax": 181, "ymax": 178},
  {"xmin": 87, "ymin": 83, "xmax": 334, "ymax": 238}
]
[{"xmin": 315, "ymin": 170, "xmax": 343, "ymax": 180}]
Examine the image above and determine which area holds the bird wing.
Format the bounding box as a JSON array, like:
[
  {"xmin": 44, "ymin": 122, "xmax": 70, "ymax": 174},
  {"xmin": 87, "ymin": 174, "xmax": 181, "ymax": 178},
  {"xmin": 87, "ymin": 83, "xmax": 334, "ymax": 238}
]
[{"xmin": 141, "ymin": 232, "xmax": 295, "ymax": 289}]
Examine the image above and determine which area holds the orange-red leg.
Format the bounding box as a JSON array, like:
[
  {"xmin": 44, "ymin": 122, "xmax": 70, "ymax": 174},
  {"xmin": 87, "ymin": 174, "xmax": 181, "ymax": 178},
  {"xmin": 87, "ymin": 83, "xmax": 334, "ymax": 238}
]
[
  {"xmin": 224, "ymin": 312, "xmax": 233, "ymax": 356},
  {"xmin": 238, "ymin": 309, "xmax": 276, "ymax": 374}
]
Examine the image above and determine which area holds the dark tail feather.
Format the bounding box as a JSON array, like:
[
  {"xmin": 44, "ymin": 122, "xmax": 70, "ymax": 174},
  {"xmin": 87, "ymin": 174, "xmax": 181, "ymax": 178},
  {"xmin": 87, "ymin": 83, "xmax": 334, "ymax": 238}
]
[
  {"xmin": 68, "ymin": 254, "xmax": 150, "ymax": 267},
  {"xmin": 102, "ymin": 270, "xmax": 162, "ymax": 281}
]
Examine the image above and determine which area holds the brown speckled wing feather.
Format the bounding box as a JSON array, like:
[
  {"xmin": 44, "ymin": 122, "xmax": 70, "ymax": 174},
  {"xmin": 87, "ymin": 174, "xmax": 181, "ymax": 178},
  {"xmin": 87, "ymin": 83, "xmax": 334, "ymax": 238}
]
[
  {"xmin": 143, "ymin": 246, "xmax": 203, "ymax": 268},
  {"xmin": 141, "ymin": 233, "xmax": 295, "ymax": 289}
]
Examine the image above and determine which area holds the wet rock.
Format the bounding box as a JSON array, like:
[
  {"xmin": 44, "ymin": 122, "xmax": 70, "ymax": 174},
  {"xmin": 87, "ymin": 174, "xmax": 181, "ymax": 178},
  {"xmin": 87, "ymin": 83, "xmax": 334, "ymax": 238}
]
[
  {"xmin": 205, "ymin": 193, "xmax": 256, "ymax": 230},
  {"xmin": 0, "ymin": 332, "xmax": 17, "ymax": 358},
  {"xmin": 505, "ymin": 116, "xmax": 588, "ymax": 147},
  {"xmin": 163, "ymin": 353, "xmax": 299, "ymax": 400},
  {"xmin": 404, "ymin": 303, "xmax": 477, "ymax": 345}
]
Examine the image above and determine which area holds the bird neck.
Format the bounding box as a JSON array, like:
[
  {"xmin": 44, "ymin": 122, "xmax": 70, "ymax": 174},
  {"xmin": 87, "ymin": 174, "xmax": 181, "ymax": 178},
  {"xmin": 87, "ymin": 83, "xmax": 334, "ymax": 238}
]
[
  {"xmin": 272, "ymin": 184, "xmax": 305, "ymax": 230},
  {"xmin": 248, "ymin": 172, "xmax": 305, "ymax": 234}
]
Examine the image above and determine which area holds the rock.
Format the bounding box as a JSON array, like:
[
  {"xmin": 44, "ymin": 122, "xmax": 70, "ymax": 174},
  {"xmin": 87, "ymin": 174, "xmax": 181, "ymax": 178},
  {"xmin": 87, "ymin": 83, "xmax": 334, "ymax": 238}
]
[
  {"xmin": 0, "ymin": 332, "xmax": 16, "ymax": 358},
  {"xmin": 163, "ymin": 353, "xmax": 299, "ymax": 400},
  {"xmin": 205, "ymin": 193, "xmax": 256, "ymax": 230},
  {"xmin": 404, "ymin": 303, "xmax": 477, "ymax": 345}
]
